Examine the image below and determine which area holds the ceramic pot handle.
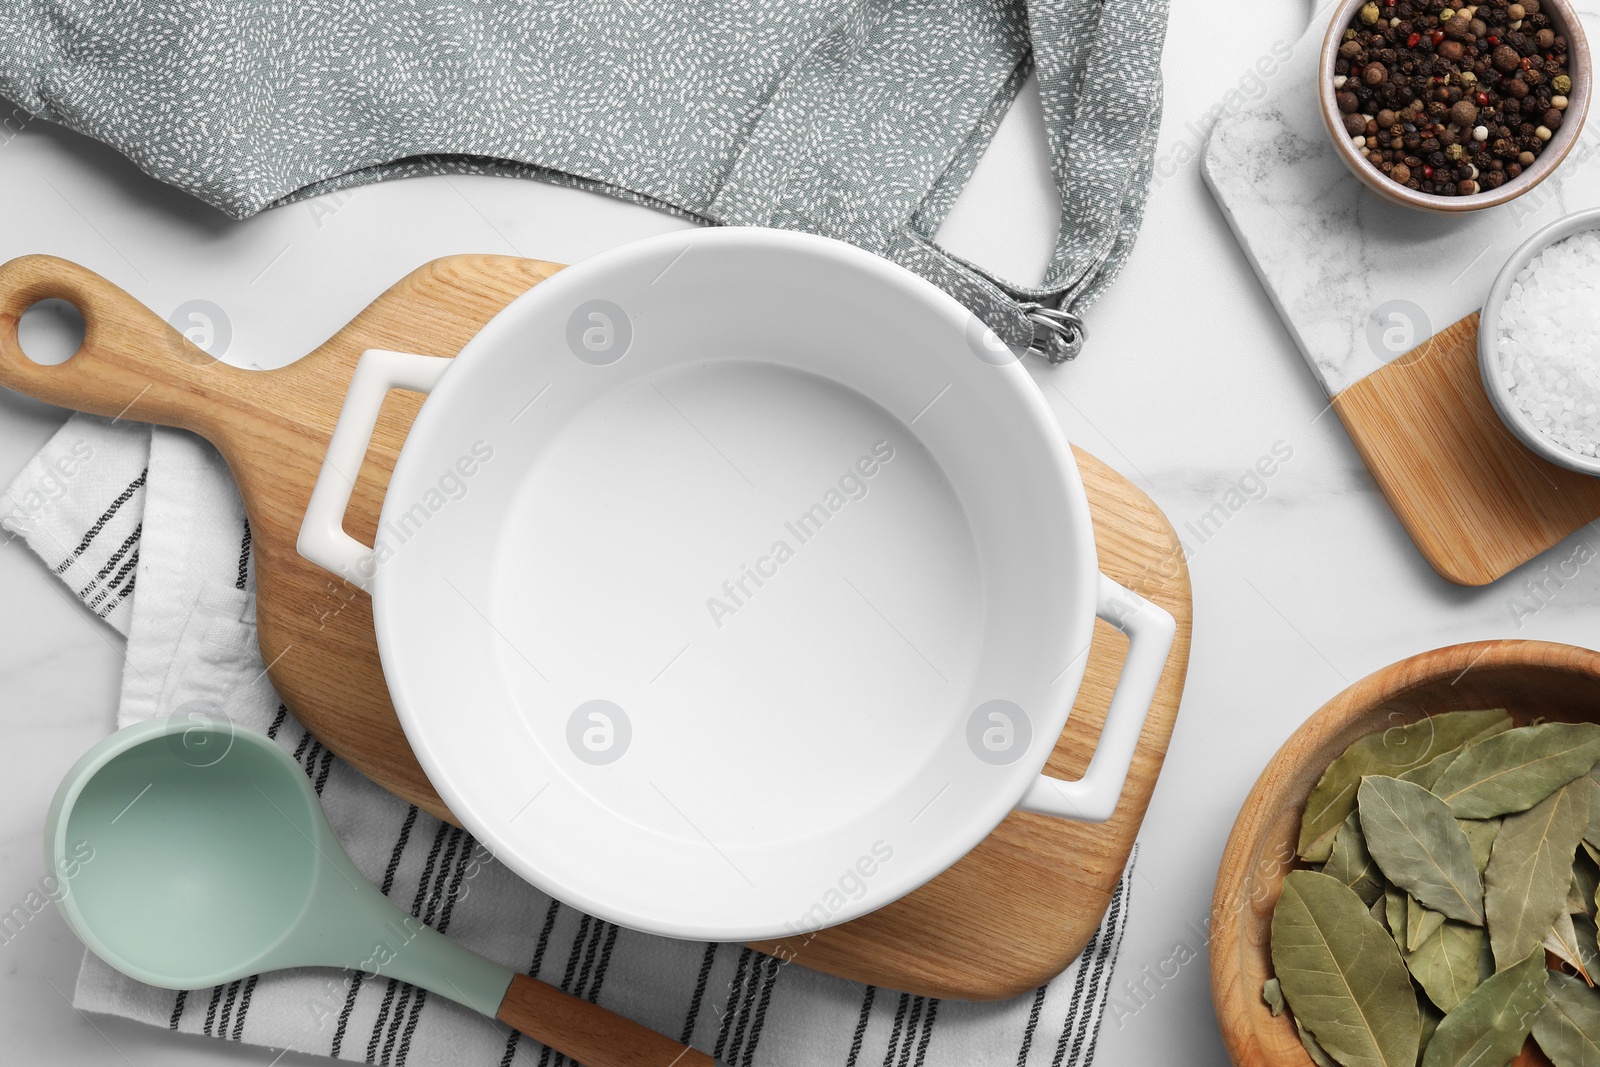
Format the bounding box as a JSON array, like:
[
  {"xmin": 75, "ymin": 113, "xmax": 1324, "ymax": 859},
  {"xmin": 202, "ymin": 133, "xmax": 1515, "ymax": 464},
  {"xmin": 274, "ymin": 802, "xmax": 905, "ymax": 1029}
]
[
  {"xmin": 1017, "ymin": 573, "xmax": 1175, "ymax": 823},
  {"xmin": 298, "ymin": 348, "xmax": 450, "ymax": 591}
]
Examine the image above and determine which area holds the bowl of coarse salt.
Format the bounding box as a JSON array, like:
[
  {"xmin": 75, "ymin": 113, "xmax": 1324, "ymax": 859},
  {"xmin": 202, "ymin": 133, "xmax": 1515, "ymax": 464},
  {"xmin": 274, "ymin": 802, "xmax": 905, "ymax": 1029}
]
[{"xmin": 1479, "ymin": 207, "xmax": 1600, "ymax": 475}]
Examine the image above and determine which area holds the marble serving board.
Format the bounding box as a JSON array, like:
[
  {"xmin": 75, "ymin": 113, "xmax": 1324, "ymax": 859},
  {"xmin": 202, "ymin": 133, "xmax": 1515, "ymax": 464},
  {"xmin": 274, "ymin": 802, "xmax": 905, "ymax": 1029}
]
[{"xmin": 1204, "ymin": 0, "xmax": 1600, "ymax": 586}]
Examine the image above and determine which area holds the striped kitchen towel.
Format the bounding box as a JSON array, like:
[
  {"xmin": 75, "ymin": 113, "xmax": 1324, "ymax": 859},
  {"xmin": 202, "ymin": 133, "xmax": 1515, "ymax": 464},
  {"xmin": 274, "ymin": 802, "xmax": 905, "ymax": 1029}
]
[{"xmin": 4, "ymin": 412, "xmax": 1137, "ymax": 1067}]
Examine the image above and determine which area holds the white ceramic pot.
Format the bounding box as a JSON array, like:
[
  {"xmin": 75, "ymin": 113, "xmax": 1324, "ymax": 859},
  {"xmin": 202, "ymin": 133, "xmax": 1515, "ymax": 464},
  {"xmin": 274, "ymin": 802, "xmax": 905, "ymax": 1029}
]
[{"xmin": 299, "ymin": 228, "xmax": 1174, "ymax": 941}]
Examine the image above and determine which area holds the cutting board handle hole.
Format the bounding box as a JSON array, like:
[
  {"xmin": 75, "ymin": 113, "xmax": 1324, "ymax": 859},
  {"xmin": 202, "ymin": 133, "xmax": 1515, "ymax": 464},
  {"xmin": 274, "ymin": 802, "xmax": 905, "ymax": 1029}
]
[{"xmin": 15, "ymin": 298, "xmax": 86, "ymax": 367}]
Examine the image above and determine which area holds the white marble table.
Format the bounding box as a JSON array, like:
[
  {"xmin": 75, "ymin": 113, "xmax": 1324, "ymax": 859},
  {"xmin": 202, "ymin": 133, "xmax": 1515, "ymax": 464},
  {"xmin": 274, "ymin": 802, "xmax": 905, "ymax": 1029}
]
[{"xmin": 2, "ymin": 2, "xmax": 1596, "ymax": 1065}]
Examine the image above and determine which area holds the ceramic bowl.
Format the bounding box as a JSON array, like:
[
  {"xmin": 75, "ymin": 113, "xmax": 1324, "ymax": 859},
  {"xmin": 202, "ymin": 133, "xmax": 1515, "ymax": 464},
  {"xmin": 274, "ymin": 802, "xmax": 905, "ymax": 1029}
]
[
  {"xmin": 1318, "ymin": 0, "xmax": 1592, "ymax": 212},
  {"xmin": 1478, "ymin": 206, "xmax": 1600, "ymax": 476},
  {"xmin": 1210, "ymin": 639, "xmax": 1600, "ymax": 1067},
  {"xmin": 297, "ymin": 228, "xmax": 1176, "ymax": 941}
]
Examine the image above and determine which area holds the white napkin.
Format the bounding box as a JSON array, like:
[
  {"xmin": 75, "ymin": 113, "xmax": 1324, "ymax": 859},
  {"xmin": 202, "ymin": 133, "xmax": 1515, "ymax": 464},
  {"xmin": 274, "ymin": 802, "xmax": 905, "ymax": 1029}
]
[{"xmin": 3, "ymin": 412, "xmax": 1136, "ymax": 1067}]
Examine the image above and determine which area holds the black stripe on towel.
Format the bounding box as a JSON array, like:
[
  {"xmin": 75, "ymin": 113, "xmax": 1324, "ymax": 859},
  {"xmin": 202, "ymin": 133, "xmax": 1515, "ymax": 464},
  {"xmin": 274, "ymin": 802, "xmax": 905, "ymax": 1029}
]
[
  {"xmin": 894, "ymin": 997, "xmax": 929, "ymax": 1067},
  {"xmin": 313, "ymin": 746, "xmax": 336, "ymax": 795},
  {"xmin": 213, "ymin": 977, "xmax": 242, "ymax": 1040},
  {"xmin": 739, "ymin": 954, "xmax": 785, "ymax": 1067},
  {"xmin": 551, "ymin": 918, "xmax": 609, "ymax": 1067},
  {"xmin": 100, "ymin": 565, "xmax": 136, "ymax": 614},
  {"xmin": 301, "ymin": 738, "xmax": 324, "ymax": 779},
  {"xmin": 55, "ymin": 469, "xmax": 146, "ymax": 573},
  {"xmin": 90, "ymin": 548, "xmax": 139, "ymax": 614},
  {"xmin": 724, "ymin": 957, "xmax": 760, "ymax": 1066},
  {"xmin": 380, "ymin": 828, "xmax": 463, "ymax": 1064},
  {"xmin": 1052, "ymin": 870, "xmax": 1128, "ymax": 1067},
  {"xmin": 879, "ymin": 993, "xmax": 910, "ymax": 1067},
  {"xmin": 230, "ymin": 975, "xmax": 259, "ymax": 1041},
  {"xmin": 1072, "ymin": 865, "xmax": 1134, "ymax": 1067},
  {"xmin": 382, "ymin": 809, "xmax": 422, "ymax": 893},
  {"xmin": 77, "ymin": 523, "xmax": 140, "ymax": 598},
  {"xmin": 844, "ymin": 986, "xmax": 876, "ymax": 1067},
  {"xmin": 332, "ymin": 805, "xmax": 419, "ymax": 1059},
  {"xmin": 235, "ymin": 518, "xmax": 252, "ymax": 590},
  {"xmin": 573, "ymin": 917, "xmax": 606, "ymax": 996},
  {"xmin": 713, "ymin": 948, "xmax": 755, "ymax": 1063},
  {"xmin": 500, "ymin": 899, "xmax": 564, "ymax": 1067},
  {"xmin": 1048, "ymin": 924, "xmax": 1100, "ymax": 1067},
  {"xmin": 201, "ymin": 982, "xmax": 225, "ymax": 1036},
  {"xmin": 538, "ymin": 920, "xmax": 618, "ymax": 1067},
  {"xmin": 395, "ymin": 833, "xmax": 478, "ymax": 1066},
  {"xmin": 167, "ymin": 990, "xmax": 188, "ymax": 1031},
  {"xmin": 216, "ymin": 979, "xmax": 243, "ymax": 1036},
  {"xmin": 913, "ymin": 998, "xmax": 940, "ymax": 1066},
  {"xmin": 367, "ymin": 821, "xmax": 451, "ymax": 1063},
  {"xmin": 680, "ymin": 943, "xmax": 719, "ymax": 1045},
  {"xmin": 1017, "ymin": 985, "xmax": 1049, "ymax": 1066},
  {"xmin": 538, "ymin": 914, "xmax": 596, "ymax": 1067},
  {"xmin": 726, "ymin": 953, "xmax": 779, "ymax": 1065},
  {"xmin": 589, "ymin": 924, "xmax": 620, "ymax": 1003}
]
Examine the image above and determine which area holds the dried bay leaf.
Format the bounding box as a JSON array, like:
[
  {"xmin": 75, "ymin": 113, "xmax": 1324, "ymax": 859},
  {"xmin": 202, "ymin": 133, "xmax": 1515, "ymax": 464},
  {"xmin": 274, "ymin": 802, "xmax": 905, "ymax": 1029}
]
[
  {"xmin": 1578, "ymin": 913, "xmax": 1599, "ymax": 977},
  {"xmin": 1403, "ymin": 715, "xmax": 1513, "ymax": 791},
  {"xmin": 1273, "ymin": 872, "xmax": 1420, "ymax": 1067},
  {"xmin": 1588, "ymin": 771, "xmax": 1600, "ymax": 851},
  {"xmin": 1433, "ymin": 722, "xmax": 1600, "ymax": 819},
  {"xmin": 1419, "ymin": 950, "xmax": 1547, "ymax": 1067},
  {"xmin": 1532, "ymin": 972, "xmax": 1600, "ymax": 1067},
  {"xmin": 1458, "ymin": 818, "xmax": 1501, "ymax": 875},
  {"xmin": 1386, "ymin": 887, "xmax": 1409, "ymax": 955},
  {"xmin": 1569, "ymin": 857, "xmax": 1598, "ymax": 920},
  {"xmin": 1485, "ymin": 780, "xmax": 1593, "ymax": 970},
  {"xmin": 1407, "ymin": 898, "xmax": 1446, "ymax": 953},
  {"xmin": 1263, "ymin": 976, "xmax": 1285, "ymax": 1016},
  {"xmin": 1406, "ymin": 919, "xmax": 1490, "ymax": 1012},
  {"xmin": 1417, "ymin": 1001, "xmax": 1442, "ymax": 1066},
  {"xmin": 1297, "ymin": 1019, "xmax": 1341, "ymax": 1067},
  {"xmin": 1582, "ymin": 840, "xmax": 1600, "ymax": 916},
  {"xmin": 1544, "ymin": 910, "xmax": 1598, "ymax": 986},
  {"xmin": 1326, "ymin": 811, "xmax": 1387, "ymax": 906},
  {"xmin": 1299, "ymin": 711, "xmax": 1514, "ymax": 863},
  {"xmin": 1359, "ymin": 776, "xmax": 1485, "ymax": 925},
  {"xmin": 1401, "ymin": 748, "xmax": 1465, "ymax": 791}
]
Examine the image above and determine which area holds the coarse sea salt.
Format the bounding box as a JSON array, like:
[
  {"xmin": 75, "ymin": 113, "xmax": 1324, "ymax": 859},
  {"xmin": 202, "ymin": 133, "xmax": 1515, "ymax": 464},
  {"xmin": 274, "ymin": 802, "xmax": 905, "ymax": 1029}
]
[{"xmin": 1495, "ymin": 229, "xmax": 1600, "ymax": 459}]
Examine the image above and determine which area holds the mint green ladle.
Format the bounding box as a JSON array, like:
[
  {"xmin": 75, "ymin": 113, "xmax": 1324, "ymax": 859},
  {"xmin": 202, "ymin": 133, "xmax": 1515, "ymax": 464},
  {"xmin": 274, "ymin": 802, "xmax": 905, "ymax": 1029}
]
[{"xmin": 45, "ymin": 716, "xmax": 713, "ymax": 1067}]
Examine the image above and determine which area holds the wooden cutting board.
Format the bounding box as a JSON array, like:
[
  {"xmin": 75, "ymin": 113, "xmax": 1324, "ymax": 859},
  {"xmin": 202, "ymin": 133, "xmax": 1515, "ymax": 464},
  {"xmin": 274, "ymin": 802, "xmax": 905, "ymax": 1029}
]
[{"xmin": 0, "ymin": 252, "xmax": 1192, "ymax": 1001}]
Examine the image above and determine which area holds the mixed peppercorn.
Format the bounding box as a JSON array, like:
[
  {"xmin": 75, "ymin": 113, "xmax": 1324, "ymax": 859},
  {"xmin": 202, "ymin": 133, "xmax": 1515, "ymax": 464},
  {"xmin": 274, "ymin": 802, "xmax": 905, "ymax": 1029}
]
[{"xmin": 1333, "ymin": 0, "xmax": 1573, "ymax": 196}]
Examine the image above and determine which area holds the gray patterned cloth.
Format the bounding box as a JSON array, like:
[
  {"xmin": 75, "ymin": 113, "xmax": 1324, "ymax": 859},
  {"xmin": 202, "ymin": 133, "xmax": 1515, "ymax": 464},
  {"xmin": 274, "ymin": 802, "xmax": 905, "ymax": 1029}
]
[
  {"xmin": 0, "ymin": 0, "xmax": 1167, "ymax": 356},
  {"xmin": 5, "ymin": 414, "xmax": 1139, "ymax": 1066}
]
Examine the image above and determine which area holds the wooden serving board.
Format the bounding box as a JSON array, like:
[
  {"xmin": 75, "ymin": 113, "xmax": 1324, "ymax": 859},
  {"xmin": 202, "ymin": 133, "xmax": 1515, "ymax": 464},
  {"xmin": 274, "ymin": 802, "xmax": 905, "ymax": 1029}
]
[
  {"xmin": 0, "ymin": 252, "xmax": 1192, "ymax": 1002},
  {"xmin": 1333, "ymin": 314, "xmax": 1600, "ymax": 586},
  {"xmin": 1204, "ymin": 2, "xmax": 1600, "ymax": 587}
]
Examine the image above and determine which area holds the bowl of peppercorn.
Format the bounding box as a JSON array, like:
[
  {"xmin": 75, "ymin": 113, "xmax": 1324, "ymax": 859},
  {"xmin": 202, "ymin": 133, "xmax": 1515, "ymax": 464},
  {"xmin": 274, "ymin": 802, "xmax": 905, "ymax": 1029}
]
[{"xmin": 1320, "ymin": 0, "xmax": 1590, "ymax": 211}]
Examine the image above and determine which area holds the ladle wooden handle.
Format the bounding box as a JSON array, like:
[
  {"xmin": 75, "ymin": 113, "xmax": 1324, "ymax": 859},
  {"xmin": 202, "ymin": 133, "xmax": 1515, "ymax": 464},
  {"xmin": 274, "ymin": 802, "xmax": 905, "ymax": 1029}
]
[{"xmin": 497, "ymin": 973, "xmax": 716, "ymax": 1066}]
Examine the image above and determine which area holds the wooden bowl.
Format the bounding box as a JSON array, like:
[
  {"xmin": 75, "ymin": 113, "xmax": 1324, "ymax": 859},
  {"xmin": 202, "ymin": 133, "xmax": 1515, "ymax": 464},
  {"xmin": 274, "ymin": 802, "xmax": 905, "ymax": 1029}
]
[
  {"xmin": 1318, "ymin": 0, "xmax": 1592, "ymax": 212},
  {"xmin": 1210, "ymin": 640, "xmax": 1600, "ymax": 1067}
]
